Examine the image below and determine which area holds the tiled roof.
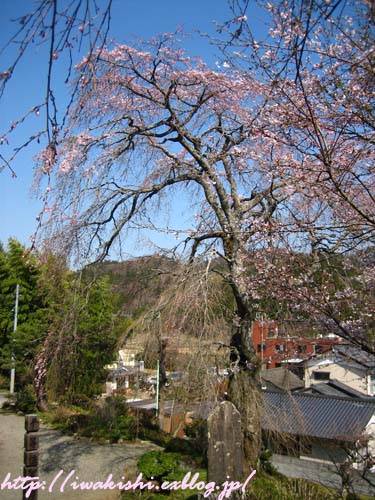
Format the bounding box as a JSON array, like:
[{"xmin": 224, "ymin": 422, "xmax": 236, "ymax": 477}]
[
  {"xmin": 305, "ymin": 379, "xmax": 371, "ymax": 399},
  {"xmin": 262, "ymin": 391, "xmax": 375, "ymax": 441},
  {"xmin": 308, "ymin": 382, "xmax": 351, "ymax": 398},
  {"xmin": 329, "ymin": 379, "xmax": 371, "ymax": 398},
  {"xmin": 261, "ymin": 367, "xmax": 304, "ymax": 391},
  {"xmin": 333, "ymin": 345, "xmax": 375, "ymax": 369}
]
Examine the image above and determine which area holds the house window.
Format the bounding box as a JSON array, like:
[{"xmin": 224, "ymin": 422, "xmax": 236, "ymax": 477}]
[
  {"xmin": 275, "ymin": 344, "xmax": 284, "ymax": 352},
  {"xmin": 313, "ymin": 371, "xmax": 330, "ymax": 381},
  {"xmin": 297, "ymin": 345, "xmax": 306, "ymax": 354}
]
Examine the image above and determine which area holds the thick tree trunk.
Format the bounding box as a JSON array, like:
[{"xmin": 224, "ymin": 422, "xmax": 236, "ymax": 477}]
[
  {"xmin": 228, "ymin": 368, "xmax": 262, "ymax": 471},
  {"xmin": 227, "ymin": 313, "xmax": 262, "ymax": 471}
]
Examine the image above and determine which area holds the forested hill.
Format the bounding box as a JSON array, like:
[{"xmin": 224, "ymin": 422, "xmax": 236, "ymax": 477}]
[
  {"xmin": 84, "ymin": 255, "xmax": 181, "ymax": 318},
  {"xmin": 84, "ymin": 247, "xmax": 375, "ymax": 328}
]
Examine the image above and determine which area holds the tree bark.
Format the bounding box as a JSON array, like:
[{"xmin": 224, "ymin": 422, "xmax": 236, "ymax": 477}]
[{"xmin": 228, "ymin": 313, "xmax": 262, "ymax": 471}]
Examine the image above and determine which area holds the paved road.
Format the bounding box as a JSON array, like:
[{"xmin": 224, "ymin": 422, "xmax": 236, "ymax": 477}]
[{"xmin": 0, "ymin": 396, "xmax": 159, "ymax": 500}]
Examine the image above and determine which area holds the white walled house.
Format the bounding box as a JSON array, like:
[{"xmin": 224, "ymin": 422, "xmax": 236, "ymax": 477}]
[
  {"xmin": 304, "ymin": 345, "xmax": 375, "ymax": 397},
  {"xmin": 104, "ymin": 349, "xmax": 145, "ymax": 395}
]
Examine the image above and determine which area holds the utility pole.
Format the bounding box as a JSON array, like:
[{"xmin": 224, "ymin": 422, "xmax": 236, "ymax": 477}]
[{"xmin": 10, "ymin": 283, "xmax": 19, "ymax": 394}]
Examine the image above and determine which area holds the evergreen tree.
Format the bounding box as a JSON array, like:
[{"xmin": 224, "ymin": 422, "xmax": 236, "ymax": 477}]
[
  {"xmin": 0, "ymin": 241, "xmax": 123, "ymax": 402},
  {"xmin": 29, "ymin": 254, "xmax": 125, "ymax": 406},
  {"xmin": 0, "ymin": 244, "xmax": 11, "ymax": 353},
  {"xmin": 0, "ymin": 239, "xmax": 48, "ymax": 388}
]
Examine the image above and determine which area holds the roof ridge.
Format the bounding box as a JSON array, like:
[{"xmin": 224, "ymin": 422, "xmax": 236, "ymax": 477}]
[{"xmin": 262, "ymin": 389, "xmax": 375, "ymax": 404}]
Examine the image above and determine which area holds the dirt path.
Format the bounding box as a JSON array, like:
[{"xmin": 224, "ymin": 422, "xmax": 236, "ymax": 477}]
[{"xmin": 0, "ymin": 404, "xmax": 159, "ymax": 500}]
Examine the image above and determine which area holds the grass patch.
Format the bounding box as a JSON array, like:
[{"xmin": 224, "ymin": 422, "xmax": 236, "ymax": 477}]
[
  {"xmin": 43, "ymin": 396, "xmax": 174, "ymax": 446},
  {"xmin": 118, "ymin": 448, "xmax": 207, "ymax": 499},
  {"xmin": 44, "ymin": 396, "xmax": 138, "ymax": 442}
]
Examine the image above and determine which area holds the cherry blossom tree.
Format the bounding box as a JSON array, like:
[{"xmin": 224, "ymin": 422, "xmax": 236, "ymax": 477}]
[
  {"xmin": 33, "ymin": 0, "xmax": 375, "ymax": 467},
  {"xmin": 221, "ymin": 0, "xmax": 375, "ymax": 350},
  {"xmin": 34, "ymin": 31, "xmax": 306, "ymax": 466},
  {"xmin": 223, "ymin": 0, "xmax": 374, "ymax": 242}
]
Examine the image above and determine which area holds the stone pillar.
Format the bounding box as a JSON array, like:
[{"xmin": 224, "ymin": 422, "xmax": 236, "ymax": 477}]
[
  {"xmin": 23, "ymin": 414, "xmax": 40, "ymax": 500},
  {"xmin": 206, "ymin": 401, "xmax": 245, "ymax": 499}
]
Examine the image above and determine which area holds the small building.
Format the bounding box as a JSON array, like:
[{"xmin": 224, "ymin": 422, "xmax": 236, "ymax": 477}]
[
  {"xmin": 304, "ymin": 344, "xmax": 375, "ymax": 397},
  {"xmin": 105, "ymin": 349, "xmax": 145, "ymax": 395}
]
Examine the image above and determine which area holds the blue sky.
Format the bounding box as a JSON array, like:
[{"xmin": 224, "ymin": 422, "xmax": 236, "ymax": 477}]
[{"xmin": 0, "ymin": 0, "xmax": 263, "ymax": 257}]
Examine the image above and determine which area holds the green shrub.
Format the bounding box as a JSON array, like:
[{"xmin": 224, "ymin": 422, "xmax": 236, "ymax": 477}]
[
  {"xmin": 165, "ymin": 437, "xmax": 206, "ymax": 469},
  {"xmin": 46, "ymin": 396, "xmax": 137, "ymax": 442},
  {"xmin": 165, "ymin": 437, "xmax": 195, "ymax": 455},
  {"xmin": 184, "ymin": 419, "xmax": 207, "ymax": 461},
  {"xmin": 137, "ymin": 451, "xmax": 186, "ymax": 486},
  {"xmin": 247, "ymin": 474, "xmax": 336, "ymax": 500},
  {"xmin": 258, "ymin": 449, "xmax": 279, "ymax": 476},
  {"xmin": 138, "ymin": 425, "xmax": 170, "ymax": 447},
  {"xmin": 14, "ymin": 385, "xmax": 37, "ymax": 413},
  {"xmin": 70, "ymin": 393, "xmax": 92, "ymax": 409}
]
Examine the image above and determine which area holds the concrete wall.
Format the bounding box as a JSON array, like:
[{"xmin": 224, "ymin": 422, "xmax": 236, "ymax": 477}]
[
  {"xmin": 271, "ymin": 453, "xmax": 375, "ymax": 497},
  {"xmin": 307, "ymin": 441, "xmax": 347, "ymax": 463}
]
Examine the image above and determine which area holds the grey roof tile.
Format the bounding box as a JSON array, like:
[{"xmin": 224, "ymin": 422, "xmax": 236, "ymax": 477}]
[
  {"xmin": 308, "ymin": 383, "xmax": 351, "ymax": 398},
  {"xmin": 262, "ymin": 391, "xmax": 375, "ymax": 441},
  {"xmin": 261, "ymin": 367, "xmax": 304, "ymax": 391},
  {"xmin": 333, "ymin": 345, "xmax": 375, "ymax": 369}
]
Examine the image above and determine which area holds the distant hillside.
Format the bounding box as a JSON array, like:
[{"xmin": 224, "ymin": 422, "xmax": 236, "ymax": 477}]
[
  {"xmin": 84, "ymin": 255, "xmax": 180, "ymax": 318},
  {"xmin": 82, "ymin": 247, "xmax": 374, "ymax": 339}
]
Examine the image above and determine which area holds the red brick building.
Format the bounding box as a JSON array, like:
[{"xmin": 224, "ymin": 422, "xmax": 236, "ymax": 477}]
[{"xmin": 252, "ymin": 320, "xmax": 343, "ymax": 369}]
